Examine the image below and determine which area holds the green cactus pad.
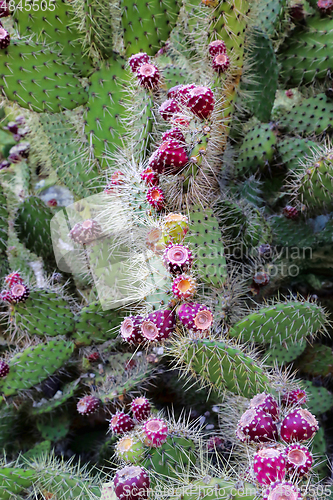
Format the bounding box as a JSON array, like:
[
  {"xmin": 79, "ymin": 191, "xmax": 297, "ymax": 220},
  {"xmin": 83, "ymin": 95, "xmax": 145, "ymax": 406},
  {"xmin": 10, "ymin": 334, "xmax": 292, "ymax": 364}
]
[
  {"xmin": 310, "ymin": 426, "xmax": 328, "ymax": 479},
  {"xmin": 162, "ymin": 65, "xmax": 189, "ymax": 89},
  {"xmin": 183, "ymin": 477, "xmax": 256, "ymax": 500},
  {"xmin": 0, "ymin": 40, "xmax": 88, "ymax": 112},
  {"xmin": 30, "ymin": 379, "xmax": 80, "ymax": 415},
  {"xmin": 0, "ymin": 468, "xmax": 35, "ymax": 500},
  {"xmin": 279, "ymin": 15, "xmax": 333, "ymax": 86},
  {"xmin": 13, "ymin": 289, "xmax": 75, "ymax": 337},
  {"xmin": 36, "ymin": 412, "xmax": 71, "ymax": 441},
  {"xmin": 300, "ymin": 380, "xmax": 333, "ymax": 415},
  {"xmin": 253, "ymin": 0, "xmax": 286, "ymax": 35},
  {"xmin": 0, "ymin": 340, "xmax": 75, "ymax": 396},
  {"xmin": 235, "ymin": 123, "xmax": 277, "ymax": 177},
  {"xmin": 270, "ymin": 215, "xmax": 315, "ymax": 248},
  {"xmin": 72, "ymin": 302, "xmax": 125, "ymax": 346},
  {"xmin": 21, "ymin": 440, "xmax": 52, "ymax": 461},
  {"xmin": 121, "ymin": 0, "xmax": 181, "ymax": 57},
  {"xmin": 229, "ymin": 300, "xmax": 327, "ymax": 346},
  {"xmin": 12, "ymin": 0, "xmax": 92, "ymax": 76},
  {"xmin": 0, "ymin": 185, "xmax": 8, "ymax": 254},
  {"xmin": 278, "ymin": 94, "xmax": 333, "ymax": 136},
  {"xmin": 278, "ymin": 137, "xmax": 317, "ymax": 172},
  {"xmin": 265, "ymin": 339, "xmax": 306, "ymax": 365},
  {"xmin": 294, "ymin": 152, "xmax": 333, "ymax": 211},
  {"xmin": 296, "ymin": 344, "xmax": 333, "ymax": 378},
  {"xmin": 185, "ymin": 206, "xmax": 227, "ymax": 287},
  {"xmin": 170, "ymin": 337, "xmax": 270, "ymax": 398}
]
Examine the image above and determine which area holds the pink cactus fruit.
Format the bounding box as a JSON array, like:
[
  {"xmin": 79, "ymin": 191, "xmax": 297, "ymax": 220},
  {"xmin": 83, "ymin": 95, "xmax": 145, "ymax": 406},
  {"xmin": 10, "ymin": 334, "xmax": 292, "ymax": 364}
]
[
  {"xmin": 69, "ymin": 219, "xmax": 102, "ymax": 245},
  {"xmin": 110, "ymin": 412, "xmax": 135, "ymax": 435},
  {"xmin": 114, "ymin": 465, "xmax": 150, "ymax": 500},
  {"xmin": 177, "ymin": 302, "xmax": 213, "ymax": 333},
  {"xmin": 131, "ymin": 397, "xmax": 151, "ymax": 422},
  {"xmin": 206, "ymin": 436, "xmax": 224, "ymax": 450},
  {"xmin": 283, "ymin": 443, "xmax": 313, "ymax": 476},
  {"xmin": 263, "ymin": 480, "xmax": 302, "ymax": 500},
  {"xmin": 236, "ymin": 408, "xmax": 278, "ymax": 443},
  {"xmin": 5, "ymin": 272, "xmax": 24, "ymax": 287},
  {"xmin": 120, "ymin": 316, "xmax": 144, "ymax": 344},
  {"xmin": 283, "ymin": 206, "xmax": 299, "ymax": 220},
  {"xmin": 249, "ymin": 392, "xmax": 279, "ymax": 421},
  {"xmin": 140, "ymin": 166, "xmax": 159, "ymax": 186},
  {"xmin": 143, "ymin": 418, "xmax": 168, "ymax": 447},
  {"xmin": 137, "ymin": 63, "xmax": 160, "ymax": 90},
  {"xmin": 187, "ymin": 86, "xmax": 215, "ymax": 119},
  {"xmin": 281, "ymin": 388, "xmax": 307, "ymax": 407},
  {"xmin": 253, "ymin": 447, "xmax": 286, "ymax": 485},
  {"xmin": 104, "ymin": 171, "xmax": 125, "ymax": 194},
  {"xmin": 148, "ymin": 140, "xmax": 188, "ymax": 174},
  {"xmin": 163, "ymin": 244, "xmax": 193, "ymax": 275},
  {"xmin": 0, "ymin": 1, "xmax": 10, "ymax": 18},
  {"xmin": 77, "ymin": 395, "xmax": 100, "ymax": 415},
  {"xmin": 208, "ymin": 39, "xmax": 227, "ymax": 58},
  {"xmin": 146, "ymin": 227, "xmax": 165, "ymax": 254},
  {"xmin": 212, "ymin": 53, "xmax": 230, "ymax": 73},
  {"xmin": 280, "ymin": 408, "xmax": 319, "ymax": 443},
  {"xmin": 167, "ymin": 83, "xmax": 196, "ymax": 104},
  {"xmin": 172, "ymin": 274, "xmax": 197, "ymax": 300},
  {"xmin": 128, "ymin": 52, "xmax": 150, "ymax": 73},
  {"xmin": 159, "ymin": 99, "xmax": 180, "ymax": 121},
  {"xmin": 8, "ymin": 283, "xmax": 30, "ymax": 304},
  {"xmin": 141, "ymin": 309, "xmax": 176, "ymax": 341},
  {"xmin": 317, "ymin": 0, "xmax": 333, "ymax": 13},
  {"xmin": 0, "ymin": 27, "xmax": 10, "ymax": 50},
  {"xmin": 0, "ymin": 359, "xmax": 9, "ymax": 378},
  {"xmin": 161, "ymin": 128, "xmax": 185, "ymax": 143},
  {"xmin": 146, "ymin": 186, "xmax": 165, "ymax": 211},
  {"xmin": 253, "ymin": 271, "xmax": 270, "ymax": 286}
]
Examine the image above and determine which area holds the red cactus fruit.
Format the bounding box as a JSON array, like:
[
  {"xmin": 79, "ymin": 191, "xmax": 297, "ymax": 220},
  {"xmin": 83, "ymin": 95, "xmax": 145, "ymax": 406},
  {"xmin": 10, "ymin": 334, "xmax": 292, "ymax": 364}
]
[
  {"xmin": 208, "ymin": 39, "xmax": 227, "ymax": 58},
  {"xmin": 131, "ymin": 397, "xmax": 151, "ymax": 422},
  {"xmin": 163, "ymin": 244, "xmax": 193, "ymax": 275},
  {"xmin": 114, "ymin": 465, "xmax": 150, "ymax": 500},
  {"xmin": 110, "ymin": 412, "xmax": 135, "ymax": 434},
  {"xmin": 141, "ymin": 309, "xmax": 176, "ymax": 341},
  {"xmin": 253, "ymin": 272, "xmax": 270, "ymax": 286},
  {"xmin": 69, "ymin": 219, "xmax": 103, "ymax": 245},
  {"xmin": 0, "ymin": 1, "xmax": 10, "ymax": 17},
  {"xmin": 0, "ymin": 27, "xmax": 10, "ymax": 49},
  {"xmin": 283, "ymin": 443, "xmax": 313, "ymax": 476},
  {"xmin": 263, "ymin": 480, "xmax": 302, "ymax": 500},
  {"xmin": 6, "ymin": 121, "xmax": 19, "ymax": 134},
  {"xmin": 282, "ymin": 389, "xmax": 307, "ymax": 407},
  {"xmin": 77, "ymin": 395, "xmax": 100, "ymax": 415},
  {"xmin": 249, "ymin": 392, "xmax": 279, "ymax": 421},
  {"xmin": 212, "ymin": 53, "xmax": 230, "ymax": 73},
  {"xmin": 253, "ymin": 447, "xmax": 286, "ymax": 485},
  {"xmin": 170, "ymin": 114, "xmax": 191, "ymax": 127},
  {"xmin": 0, "ymin": 290, "xmax": 12, "ymax": 303},
  {"xmin": 0, "ymin": 359, "xmax": 9, "ymax": 378},
  {"xmin": 148, "ymin": 140, "xmax": 188, "ymax": 174},
  {"xmin": 47, "ymin": 199, "xmax": 58, "ymax": 207},
  {"xmin": 146, "ymin": 187, "xmax": 165, "ymax": 211},
  {"xmin": 187, "ymin": 86, "xmax": 215, "ymax": 119},
  {"xmin": 146, "ymin": 227, "xmax": 165, "ymax": 254},
  {"xmin": 161, "ymin": 128, "xmax": 185, "ymax": 143},
  {"xmin": 206, "ymin": 436, "xmax": 224, "ymax": 450},
  {"xmin": 163, "ymin": 213, "xmax": 189, "ymax": 243},
  {"xmin": 280, "ymin": 408, "xmax": 319, "ymax": 443},
  {"xmin": 172, "ymin": 274, "xmax": 197, "ymax": 300},
  {"xmin": 143, "ymin": 418, "xmax": 168, "ymax": 447},
  {"xmin": 140, "ymin": 166, "xmax": 159, "ymax": 186},
  {"xmin": 317, "ymin": 0, "xmax": 333, "ymax": 13},
  {"xmin": 104, "ymin": 171, "xmax": 125, "ymax": 194},
  {"xmin": 8, "ymin": 283, "xmax": 30, "ymax": 304},
  {"xmin": 236, "ymin": 408, "xmax": 278, "ymax": 443},
  {"xmin": 120, "ymin": 316, "xmax": 144, "ymax": 344},
  {"xmin": 125, "ymin": 359, "xmax": 136, "ymax": 370},
  {"xmin": 128, "ymin": 52, "xmax": 150, "ymax": 73},
  {"xmin": 177, "ymin": 302, "xmax": 213, "ymax": 333},
  {"xmin": 5, "ymin": 272, "xmax": 23, "ymax": 287},
  {"xmin": 87, "ymin": 352, "xmax": 100, "ymax": 362},
  {"xmin": 159, "ymin": 99, "xmax": 180, "ymax": 121},
  {"xmin": 137, "ymin": 63, "xmax": 160, "ymax": 90},
  {"xmin": 167, "ymin": 83, "xmax": 196, "ymax": 104},
  {"xmin": 283, "ymin": 206, "xmax": 298, "ymax": 220}
]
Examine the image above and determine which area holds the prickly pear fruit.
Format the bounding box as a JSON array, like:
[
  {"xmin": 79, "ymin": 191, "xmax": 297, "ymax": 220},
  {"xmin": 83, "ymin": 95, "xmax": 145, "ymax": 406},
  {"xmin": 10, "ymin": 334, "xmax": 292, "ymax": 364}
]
[
  {"xmin": 131, "ymin": 397, "xmax": 151, "ymax": 422},
  {"xmin": 280, "ymin": 409, "xmax": 318, "ymax": 443},
  {"xmin": 77, "ymin": 395, "xmax": 101, "ymax": 415},
  {"xmin": 110, "ymin": 412, "xmax": 135, "ymax": 435},
  {"xmin": 142, "ymin": 418, "xmax": 168, "ymax": 447},
  {"xmin": 236, "ymin": 408, "xmax": 278, "ymax": 443},
  {"xmin": 253, "ymin": 447, "xmax": 286, "ymax": 485},
  {"xmin": 114, "ymin": 466, "xmax": 150, "ymax": 500}
]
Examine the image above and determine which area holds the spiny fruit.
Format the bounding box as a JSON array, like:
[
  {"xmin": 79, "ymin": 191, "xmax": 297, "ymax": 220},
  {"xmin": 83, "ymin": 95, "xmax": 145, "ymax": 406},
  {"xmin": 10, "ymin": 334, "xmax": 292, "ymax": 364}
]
[
  {"xmin": 86, "ymin": 352, "xmax": 100, "ymax": 362},
  {"xmin": 236, "ymin": 408, "xmax": 278, "ymax": 443},
  {"xmin": 0, "ymin": 359, "xmax": 9, "ymax": 378},
  {"xmin": 187, "ymin": 86, "xmax": 214, "ymax": 120},
  {"xmin": 77, "ymin": 395, "xmax": 101, "ymax": 415},
  {"xmin": 172, "ymin": 274, "xmax": 197, "ymax": 300},
  {"xmin": 253, "ymin": 447, "xmax": 286, "ymax": 485},
  {"xmin": 317, "ymin": 0, "xmax": 333, "ymax": 13},
  {"xmin": 110, "ymin": 412, "xmax": 135, "ymax": 435},
  {"xmin": 283, "ymin": 443, "xmax": 313, "ymax": 476},
  {"xmin": 212, "ymin": 53, "xmax": 230, "ymax": 73},
  {"xmin": 282, "ymin": 389, "xmax": 307, "ymax": 407},
  {"xmin": 137, "ymin": 64, "xmax": 160, "ymax": 90},
  {"xmin": 114, "ymin": 466, "xmax": 150, "ymax": 500},
  {"xmin": 131, "ymin": 397, "xmax": 151, "ymax": 422},
  {"xmin": 8, "ymin": 283, "xmax": 30, "ymax": 304},
  {"xmin": 140, "ymin": 167, "xmax": 159, "ymax": 186},
  {"xmin": 280, "ymin": 409, "xmax": 318, "ymax": 443},
  {"xmin": 5, "ymin": 271, "xmax": 24, "ymax": 287},
  {"xmin": 141, "ymin": 310, "xmax": 176, "ymax": 341},
  {"xmin": 120, "ymin": 316, "xmax": 144, "ymax": 344},
  {"xmin": 163, "ymin": 244, "xmax": 193, "ymax": 275},
  {"xmin": 159, "ymin": 99, "xmax": 180, "ymax": 121},
  {"xmin": 0, "ymin": 1, "xmax": 9, "ymax": 17},
  {"xmin": 177, "ymin": 302, "xmax": 213, "ymax": 333},
  {"xmin": 116, "ymin": 436, "xmax": 145, "ymax": 463},
  {"xmin": 69, "ymin": 219, "xmax": 103, "ymax": 245},
  {"xmin": 148, "ymin": 140, "xmax": 188, "ymax": 174},
  {"xmin": 167, "ymin": 83, "xmax": 196, "ymax": 104},
  {"xmin": 208, "ymin": 39, "xmax": 227, "ymax": 58},
  {"xmin": 146, "ymin": 187, "xmax": 165, "ymax": 211},
  {"xmin": 142, "ymin": 418, "xmax": 168, "ymax": 447},
  {"xmin": 0, "ymin": 26, "xmax": 10, "ymax": 49},
  {"xmin": 263, "ymin": 480, "xmax": 302, "ymax": 500},
  {"xmin": 249, "ymin": 393, "xmax": 279, "ymax": 421},
  {"xmin": 163, "ymin": 213, "xmax": 189, "ymax": 243},
  {"xmin": 283, "ymin": 206, "xmax": 299, "ymax": 220},
  {"xmin": 128, "ymin": 53, "xmax": 150, "ymax": 73},
  {"xmin": 253, "ymin": 272, "xmax": 270, "ymax": 287},
  {"xmin": 161, "ymin": 128, "xmax": 185, "ymax": 143}
]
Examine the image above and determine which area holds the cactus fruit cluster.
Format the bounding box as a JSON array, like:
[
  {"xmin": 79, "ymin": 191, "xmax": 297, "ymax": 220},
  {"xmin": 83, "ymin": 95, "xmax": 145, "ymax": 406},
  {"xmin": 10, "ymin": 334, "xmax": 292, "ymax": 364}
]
[{"xmin": 1, "ymin": 0, "xmax": 333, "ymax": 498}]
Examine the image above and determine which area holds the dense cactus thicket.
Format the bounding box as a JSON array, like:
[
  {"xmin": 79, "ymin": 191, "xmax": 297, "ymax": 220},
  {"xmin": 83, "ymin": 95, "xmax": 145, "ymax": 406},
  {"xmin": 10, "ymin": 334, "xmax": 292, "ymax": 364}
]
[{"xmin": 1, "ymin": 0, "xmax": 333, "ymax": 499}]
